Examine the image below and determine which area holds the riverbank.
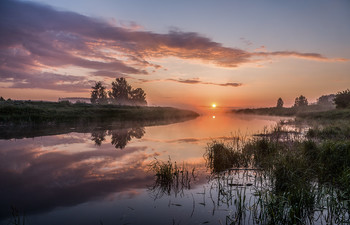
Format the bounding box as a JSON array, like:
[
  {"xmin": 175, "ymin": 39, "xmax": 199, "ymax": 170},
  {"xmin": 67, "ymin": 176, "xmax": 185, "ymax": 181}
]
[
  {"xmin": 232, "ymin": 105, "xmax": 350, "ymax": 121},
  {"xmin": 0, "ymin": 101, "xmax": 199, "ymax": 125}
]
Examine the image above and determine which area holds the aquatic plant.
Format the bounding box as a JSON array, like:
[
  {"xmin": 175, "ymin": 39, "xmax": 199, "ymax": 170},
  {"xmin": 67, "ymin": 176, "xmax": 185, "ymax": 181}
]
[
  {"xmin": 205, "ymin": 122, "xmax": 350, "ymax": 224},
  {"xmin": 148, "ymin": 158, "xmax": 196, "ymax": 199}
]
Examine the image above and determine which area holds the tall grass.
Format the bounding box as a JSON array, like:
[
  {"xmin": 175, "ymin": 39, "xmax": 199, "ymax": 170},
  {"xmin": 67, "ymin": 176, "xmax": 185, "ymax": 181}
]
[
  {"xmin": 148, "ymin": 158, "xmax": 196, "ymax": 199},
  {"xmin": 204, "ymin": 122, "xmax": 350, "ymax": 224}
]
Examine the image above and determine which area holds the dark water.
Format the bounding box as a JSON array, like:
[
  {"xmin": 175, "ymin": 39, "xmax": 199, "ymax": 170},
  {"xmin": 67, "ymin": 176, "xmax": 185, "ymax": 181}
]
[{"xmin": 0, "ymin": 114, "xmax": 284, "ymax": 225}]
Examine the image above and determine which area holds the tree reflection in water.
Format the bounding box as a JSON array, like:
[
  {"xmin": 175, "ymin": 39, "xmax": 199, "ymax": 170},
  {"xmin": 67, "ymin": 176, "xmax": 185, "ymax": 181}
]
[
  {"xmin": 90, "ymin": 130, "xmax": 107, "ymax": 146},
  {"xmin": 91, "ymin": 126, "xmax": 145, "ymax": 149}
]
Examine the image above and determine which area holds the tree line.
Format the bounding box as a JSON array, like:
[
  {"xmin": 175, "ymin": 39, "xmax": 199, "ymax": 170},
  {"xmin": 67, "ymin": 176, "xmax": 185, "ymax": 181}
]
[
  {"xmin": 90, "ymin": 77, "xmax": 147, "ymax": 106},
  {"xmin": 275, "ymin": 89, "xmax": 350, "ymax": 109}
]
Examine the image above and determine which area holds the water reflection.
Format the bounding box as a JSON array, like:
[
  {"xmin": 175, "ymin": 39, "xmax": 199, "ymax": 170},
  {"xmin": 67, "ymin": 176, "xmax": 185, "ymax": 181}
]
[
  {"xmin": 0, "ymin": 116, "xmax": 194, "ymax": 140},
  {"xmin": 0, "ymin": 114, "xmax": 289, "ymax": 224},
  {"xmin": 0, "ymin": 135, "xmax": 154, "ymax": 220},
  {"xmin": 91, "ymin": 126, "xmax": 145, "ymax": 149},
  {"xmin": 0, "ymin": 117, "xmax": 198, "ymax": 222}
]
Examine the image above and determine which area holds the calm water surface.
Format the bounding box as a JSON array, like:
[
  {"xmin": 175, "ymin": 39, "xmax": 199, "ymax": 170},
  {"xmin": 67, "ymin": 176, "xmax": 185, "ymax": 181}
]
[{"xmin": 0, "ymin": 113, "xmax": 286, "ymax": 225}]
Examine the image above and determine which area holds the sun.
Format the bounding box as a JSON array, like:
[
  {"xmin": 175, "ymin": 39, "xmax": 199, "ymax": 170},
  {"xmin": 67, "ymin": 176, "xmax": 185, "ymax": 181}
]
[{"xmin": 212, "ymin": 104, "xmax": 216, "ymax": 108}]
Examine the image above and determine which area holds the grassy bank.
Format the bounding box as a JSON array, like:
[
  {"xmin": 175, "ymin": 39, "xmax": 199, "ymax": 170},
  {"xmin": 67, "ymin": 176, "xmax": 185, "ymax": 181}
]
[
  {"xmin": 0, "ymin": 100, "xmax": 199, "ymax": 125},
  {"xmin": 233, "ymin": 104, "xmax": 336, "ymax": 116},
  {"xmin": 296, "ymin": 108, "xmax": 350, "ymax": 120},
  {"xmin": 233, "ymin": 105, "xmax": 350, "ymax": 121}
]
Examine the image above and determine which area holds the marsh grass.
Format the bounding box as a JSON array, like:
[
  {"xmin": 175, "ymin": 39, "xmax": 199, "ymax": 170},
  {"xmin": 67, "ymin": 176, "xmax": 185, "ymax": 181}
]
[
  {"xmin": 307, "ymin": 123, "xmax": 350, "ymax": 140},
  {"xmin": 148, "ymin": 158, "xmax": 197, "ymax": 199},
  {"xmin": 205, "ymin": 122, "xmax": 350, "ymax": 224},
  {"xmin": 8, "ymin": 206, "xmax": 26, "ymax": 225},
  {"xmin": 204, "ymin": 134, "xmax": 252, "ymax": 173}
]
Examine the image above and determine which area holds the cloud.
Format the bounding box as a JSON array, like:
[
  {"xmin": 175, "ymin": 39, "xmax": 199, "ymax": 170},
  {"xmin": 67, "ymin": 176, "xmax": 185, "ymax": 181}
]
[
  {"xmin": 90, "ymin": 70, "xmax": 126, "ymax": 78},
  {"xmin": 254, "ymin": 51, "xmax": 347, "ymax": 61},
  {"xmin": 0, "ymin": 0, "xmax": 346, "ymax": 92},
  {"xmin": 142, "ymin": 78, "xmax": 243, "ymax": 87},
  {"xmin": 167, "ymin": 78, "xmax": 243, "ymax": 87},
  {"xmin": 167, "ymin": 78, "xmax": 202, "ymax": 84},
  {"xmin": 0, "ymin": 66, "xmax": 93, "ymax": 92}
]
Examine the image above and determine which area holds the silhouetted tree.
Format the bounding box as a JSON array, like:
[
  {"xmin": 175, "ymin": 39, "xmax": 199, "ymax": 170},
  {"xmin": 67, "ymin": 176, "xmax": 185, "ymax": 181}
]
[
  {"xmin": 91, "ymin": 130, "xmax": 107, "ymax": 146},
  {"xmin": 317, "ymin": 94, "xmax": 335, "ymax": 106},
  {"xmin": 334, "ymin": 89, "xmax": 350, "ymax": 108},
  {"xmin": 294, "ymin": 95, "xmax": 308, "ymax": 107},
  {"xmin": 108, "ymin": 77, "xmax": 132, "ymax": 104},
  {"xmin": 90, "ymin": 82, "xmax": 107, "ymax": 104},
  {"xmin": 131, "ymin": 88, "xmax": 147, "ymax": 105},
  {"xmin": 0, "ymin": 96, "xmax": 5, "ymax": 102},
  {"xmin": 276, "ymin": 97, "xmax": 284, "ymax": 108},
  {"xmin": 108, "ymin": 77, "xmax": 147, "ymax": 105},
  {"xmin": 109, "ymin": 127, "xmax": 145, "ymax": 149},
  {"xmin": 91, "ymin": 126, "xmax": 145, "ymax": 149}
]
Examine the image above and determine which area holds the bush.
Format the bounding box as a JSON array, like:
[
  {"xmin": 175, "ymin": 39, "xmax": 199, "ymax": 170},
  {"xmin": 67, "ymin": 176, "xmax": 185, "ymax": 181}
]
[{"xmin": 334, "ymin": 89, "xmax": 350, "ymax": 108}]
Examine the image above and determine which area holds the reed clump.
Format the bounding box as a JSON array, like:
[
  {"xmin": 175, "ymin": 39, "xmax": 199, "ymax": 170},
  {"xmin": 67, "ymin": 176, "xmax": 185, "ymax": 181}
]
[
  {"xmin": 148, "ymin": 158, "xmax": 196, "ymax": 198},
  {"xmin": 205, "ymin": 122, "xmax": 350, "ymax": 224}
]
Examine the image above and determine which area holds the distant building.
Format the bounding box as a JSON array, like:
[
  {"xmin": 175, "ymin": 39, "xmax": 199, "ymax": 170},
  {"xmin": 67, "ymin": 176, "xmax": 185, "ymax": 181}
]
[{"xmin": 58, "ymin": 97, "xmax": 91, "ymax": 104}]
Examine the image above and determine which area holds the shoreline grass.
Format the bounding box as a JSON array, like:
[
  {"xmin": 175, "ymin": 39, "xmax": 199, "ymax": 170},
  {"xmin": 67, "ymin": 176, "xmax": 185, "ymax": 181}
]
[
  {"xmin": 0, "ymin": 100, "xmax": 199, "ymax": 125},
  {"xmin": 204, "ymin": 121, "xmax": 350, "ymax": 224},
  {"xmin": 148, "ymin": 158, "xmax": 197, "ymax": 199},
  {"xmin": 232, "ymin": 104, "xmax": 335, "ymax": 117},
  {"xmin": 232, "ymin": 105, "xmax": 350, "ymax": 121}
]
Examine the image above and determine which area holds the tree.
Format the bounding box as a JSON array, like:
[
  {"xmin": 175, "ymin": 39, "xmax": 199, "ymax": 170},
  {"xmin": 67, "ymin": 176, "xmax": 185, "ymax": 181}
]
[
  {"xmin": 131, "ymin": 88, "xmax": 147, "ymax": 105},
  {"xmin": 334, "ymin": 89, "xmax": 350, "ymax": 108},
  {"xmin": 276, "ymin": 97, "xmax": 284, "ymax": 108},
  {"xmin": 108, "ymin": 77, "xmax": 132, "ymax": 104},
  {"xmin": 294, "ymin": 95, "xmax": 308, "ymax": 107},
  {"xmin": 317, "ymin": 94, "xmax": 335, "ymax": 106},
  {"xmin": 108, "ymin": 77, "xmax": 147, "ymax": 105},
  {"xmin": 0, "ymin": 96, "xmax": 5, "ymax": 102},
  {"xmin": 90, "ymin": 82, "xmax": 107, "ymax": 104}
]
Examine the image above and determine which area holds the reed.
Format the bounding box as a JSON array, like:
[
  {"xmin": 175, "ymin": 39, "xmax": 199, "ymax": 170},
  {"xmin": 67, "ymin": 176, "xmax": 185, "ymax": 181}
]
[
  {"xmin": 205, "ymin": 122, "xmax": 350, "ymax": 224},
  {"xmin": 148, "ymin": 158, "xmax": 196, "ymax": 199}
]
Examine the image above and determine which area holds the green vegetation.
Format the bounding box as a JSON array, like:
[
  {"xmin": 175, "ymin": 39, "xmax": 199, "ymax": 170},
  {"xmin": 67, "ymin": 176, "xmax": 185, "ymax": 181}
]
[
  {"xmin": 0, "ymin": 100, "xmax": 199, "ymax": 125},
  {"xmin": 223, "ymin": 89, "xmax": 350, "ymax": 223},
  {"xmin": 334, "ymin": 89, "xmax": 350, "ymax": 108},
  {"xmin": 233, "ymin": 89, "xmax": 350, "ymax": 119},
  {"xmin": 90, "ymin": 77, "xmax": 147, "ymax": 105},
  {"xmin": 204, "ymin": 120, "xmax": 350, "ymax": 224},
  {"xmin": 233, "ymin": 104, "xmax": 336, "ymax": 117},
  {"xmin": 90, "ymin": 81, "xmax": 108, "ymax": 104},
  {"xmin": 148, "ymin": 158, "xmax": 196, "ymax": 199},
  {"xmin": 294, "ymin": 95, "xmax": 308, "ymax": 107},
  {"xmin": 276, "ymin": 97, "xmax": 284, "ymax": 108},
  {"xmin": 297, "ymin": 108, "xmax": 350, "ymax": 121},
  {"xmin": 317, "ymin": 94, "xmax": 335, "ymax": 107}
]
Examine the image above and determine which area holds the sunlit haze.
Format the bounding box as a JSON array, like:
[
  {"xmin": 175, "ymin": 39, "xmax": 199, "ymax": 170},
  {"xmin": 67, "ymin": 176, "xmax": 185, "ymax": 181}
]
[{"xmin": 1, "ymin": 0, "xmax": 349, "ymax": 110}]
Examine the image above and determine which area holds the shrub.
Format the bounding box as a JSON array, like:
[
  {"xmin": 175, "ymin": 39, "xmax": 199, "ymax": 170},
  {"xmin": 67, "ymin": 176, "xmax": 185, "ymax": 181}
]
[{"xmin": 334, "ymin": 89, "xmax": 350, "ymax": 108}]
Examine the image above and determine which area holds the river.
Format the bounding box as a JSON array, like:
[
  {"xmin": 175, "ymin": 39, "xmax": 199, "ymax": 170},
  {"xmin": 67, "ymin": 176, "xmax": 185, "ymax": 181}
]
[{"xmin": 0, "ymin": 113, "xmax": 287, "ymax": 225}]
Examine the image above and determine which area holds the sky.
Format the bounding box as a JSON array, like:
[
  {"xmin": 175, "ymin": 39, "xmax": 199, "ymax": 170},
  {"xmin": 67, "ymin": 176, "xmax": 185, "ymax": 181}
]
[{"xmin": 1, "ymin": 0, "xmax": 349, "ymax": 109}]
